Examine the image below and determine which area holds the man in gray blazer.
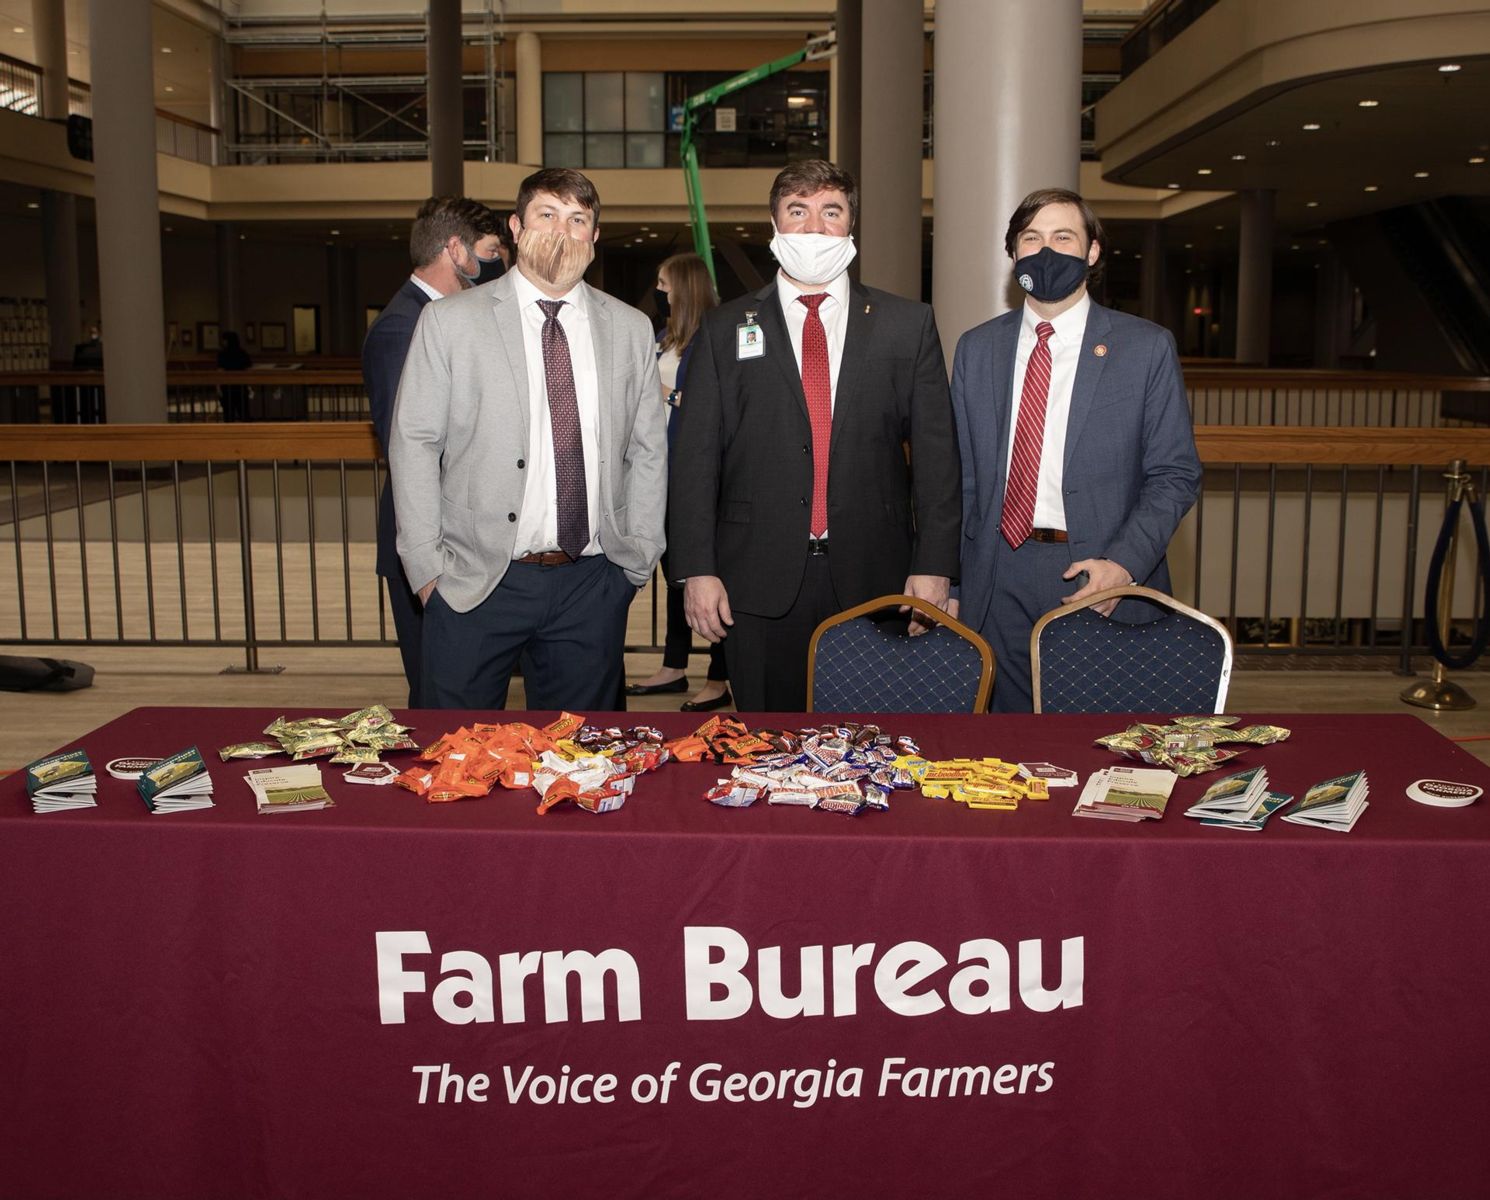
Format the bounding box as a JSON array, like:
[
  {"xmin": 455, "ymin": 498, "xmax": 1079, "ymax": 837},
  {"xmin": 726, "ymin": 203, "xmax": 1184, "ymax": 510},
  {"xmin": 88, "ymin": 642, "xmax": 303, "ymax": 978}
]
[
  {"xmin": 389, "ymin": 168, "xmax": 667, "ymax": 711},
  {"xmin": 950, "ymin": 187, "xmax": 1201, "ymax": 712}
]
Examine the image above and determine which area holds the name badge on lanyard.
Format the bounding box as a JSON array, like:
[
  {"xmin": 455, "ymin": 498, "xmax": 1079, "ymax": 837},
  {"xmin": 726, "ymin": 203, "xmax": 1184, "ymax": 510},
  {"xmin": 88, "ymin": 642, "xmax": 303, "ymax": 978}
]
[{"xmin": 736, "ymin": 310, "xmax": 764, "ymax": 361}]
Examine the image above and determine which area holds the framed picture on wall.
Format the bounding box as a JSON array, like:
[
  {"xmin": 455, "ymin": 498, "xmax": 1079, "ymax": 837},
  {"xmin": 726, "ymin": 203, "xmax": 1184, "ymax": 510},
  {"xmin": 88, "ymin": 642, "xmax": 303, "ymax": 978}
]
[
  {"xmin": 198, "ymin": 322, "xmax": 220, "ymax": 353},
  {"xmin": 260, "ymin": 322, "xmax": 287, "ymax": 351},
  {"xmin": 292, "ymin": 305, "xmax": 320, "ymax": 355},
  {"xmin": 166, "ymin": 321, "xmax": 179, "ymax": 349},
  {"xmin": 243, "ymin": 322, "xmax": 256, "ymax": 346},
  {"xmin": 181, "ymin": 327, "xmax": 195, "ymax": 349}
]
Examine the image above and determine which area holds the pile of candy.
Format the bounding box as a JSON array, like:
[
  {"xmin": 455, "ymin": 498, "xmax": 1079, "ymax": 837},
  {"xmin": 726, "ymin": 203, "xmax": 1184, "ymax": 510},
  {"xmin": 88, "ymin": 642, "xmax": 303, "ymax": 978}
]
[
  {"xmin": 917, "ymin": 758, "xmax": 1050, "ymax": 810},
  {"xmin": 220, "ymin": 705, "xmax": 417, "ymax": 765},
  {"xmin": 663, "ymin": 716, "xmax": 782, "ymax": 764},
  {"xmin": 1096, "ymin": 715, "xmax": 1291, "ymax": 777},
  {"xmin": 395, "ymin": 713, "xmax": 670, "ymax": 814},
  {"xmin": 702, "ymin": 722, "xmax": 922, "ymax": 816}
]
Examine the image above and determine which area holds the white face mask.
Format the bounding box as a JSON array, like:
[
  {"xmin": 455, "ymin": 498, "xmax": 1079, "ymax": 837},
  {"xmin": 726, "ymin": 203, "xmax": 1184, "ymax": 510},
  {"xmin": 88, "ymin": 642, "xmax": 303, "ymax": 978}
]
[{"xmin": 769, "ymin": 225, "xmax": 857, "ymax": 286}]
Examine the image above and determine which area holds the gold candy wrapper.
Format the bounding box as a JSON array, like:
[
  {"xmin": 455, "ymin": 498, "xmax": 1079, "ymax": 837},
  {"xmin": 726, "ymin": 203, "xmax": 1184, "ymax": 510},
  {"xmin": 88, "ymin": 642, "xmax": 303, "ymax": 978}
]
[
  {"xmin": 218, "ymin": 741, "xmax": 281, "ymax": 761},
  {"xmin": 1096, "ymin": 717, "xmax": 1291, "ymax": 776}
]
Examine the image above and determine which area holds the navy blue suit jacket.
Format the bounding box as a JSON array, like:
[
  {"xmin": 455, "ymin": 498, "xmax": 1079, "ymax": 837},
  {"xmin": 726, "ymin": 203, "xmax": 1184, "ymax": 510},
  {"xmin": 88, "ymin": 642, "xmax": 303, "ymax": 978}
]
[
  {"xmin": 363, "ymin": 278, "xmax": 432, "ymax": 580},
  {"xmin": 950, "ymin": 300, "xmax": 1202, "ymax": 633}
]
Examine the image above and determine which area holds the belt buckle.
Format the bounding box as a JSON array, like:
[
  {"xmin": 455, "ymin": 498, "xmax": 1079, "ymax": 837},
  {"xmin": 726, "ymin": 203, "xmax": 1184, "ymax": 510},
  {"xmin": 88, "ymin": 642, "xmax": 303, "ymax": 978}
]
[{"xmin": 807, "ymin": 536, "xmax": 828, "ymax": 557}]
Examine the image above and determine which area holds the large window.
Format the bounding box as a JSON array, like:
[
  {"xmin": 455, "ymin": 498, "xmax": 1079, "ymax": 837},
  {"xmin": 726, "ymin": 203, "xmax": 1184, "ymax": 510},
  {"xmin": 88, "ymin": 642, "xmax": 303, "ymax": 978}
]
[
  {"xmin": 542, "ymin": 69, "xmax": 828, "ymax": 169},
  {"xmin": 544, "ymin": 71, "xmax": 665, "ymax": 169}
]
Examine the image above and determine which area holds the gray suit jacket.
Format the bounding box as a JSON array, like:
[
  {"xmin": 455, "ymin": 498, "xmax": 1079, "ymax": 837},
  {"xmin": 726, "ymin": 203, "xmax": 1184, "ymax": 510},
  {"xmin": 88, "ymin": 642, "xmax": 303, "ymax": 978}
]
[
  {"xmin": 388, "ymin": 271, "xmax": 667, "ymax": 613},
  {"xmin": 950, "ymin": 300, "xmax": 1202, "ymax": 633}
]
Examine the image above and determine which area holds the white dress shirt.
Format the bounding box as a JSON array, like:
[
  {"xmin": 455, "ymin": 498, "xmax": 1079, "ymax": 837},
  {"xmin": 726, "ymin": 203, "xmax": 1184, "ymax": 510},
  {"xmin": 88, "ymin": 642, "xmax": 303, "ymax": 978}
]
[
  {"xmin": 1005, "ymin": 292, "xmax": 1091, "ymax": 531},
  {"xmin": 510, "ymin": 268, "xmax": 602, "ymax": 558},
  {"xmin": 409, "ymin": 273, "xmax": 445, "ymax": 303}
]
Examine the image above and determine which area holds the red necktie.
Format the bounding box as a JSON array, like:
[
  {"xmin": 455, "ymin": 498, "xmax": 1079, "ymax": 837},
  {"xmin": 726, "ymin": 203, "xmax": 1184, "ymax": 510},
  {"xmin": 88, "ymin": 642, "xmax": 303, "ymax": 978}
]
[
  {"xmin": 1001, "ymin": 320, "xmax": 1056, "ymax": 549},
  {"xmin": 537, "ymin": 299, "xmax": 589, "ymax": 560},
  {"xmin": 798, "ymin": 292, "xmax": 832, "ymax": 538}
]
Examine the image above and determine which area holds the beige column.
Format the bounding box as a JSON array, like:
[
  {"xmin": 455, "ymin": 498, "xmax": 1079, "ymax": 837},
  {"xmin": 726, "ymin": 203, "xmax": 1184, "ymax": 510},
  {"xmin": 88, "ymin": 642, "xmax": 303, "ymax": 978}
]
[
  {"xmin": 858, "ymin": 0, "xmax": 922, "ymax": 298},
  {"xmin": 427, "ymin": 0, "xmax": 464, "ymax": 196},
  {"xmin": 1237, "ymin": 188, "xmax": 1275, "ymax": 365},
  {"xmin": 932, "ymin": 0, "xmax": 1081, "ymax": 364},
  {"xmin": 516, "ymin": 31, "xmax": 542, "ymax": 166},
  {"xmin": 834, "ymin": 0, "xmax": 861, "ymax": 187},
  {"xmin": 89, "ymin": 0, "xmax": 167, "ymax": 421}
]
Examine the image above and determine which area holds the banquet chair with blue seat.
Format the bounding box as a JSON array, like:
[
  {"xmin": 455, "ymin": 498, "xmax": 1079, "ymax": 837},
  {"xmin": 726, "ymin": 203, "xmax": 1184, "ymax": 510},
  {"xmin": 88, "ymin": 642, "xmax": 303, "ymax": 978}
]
[
  {"xmin": 1031, "ymin": 585, "xmax": 1233, "ymax": 714},
  {"xmin": 807, "ymin": 595, "xmax": 995, "ymax": 713}
]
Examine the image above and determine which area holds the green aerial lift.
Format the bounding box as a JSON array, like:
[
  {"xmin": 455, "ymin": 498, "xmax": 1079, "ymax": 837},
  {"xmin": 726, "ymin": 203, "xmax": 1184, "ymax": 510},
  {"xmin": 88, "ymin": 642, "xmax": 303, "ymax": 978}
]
[{"xmin": 678, "ymin": 31, "xmax": 836, "ymax": 286}]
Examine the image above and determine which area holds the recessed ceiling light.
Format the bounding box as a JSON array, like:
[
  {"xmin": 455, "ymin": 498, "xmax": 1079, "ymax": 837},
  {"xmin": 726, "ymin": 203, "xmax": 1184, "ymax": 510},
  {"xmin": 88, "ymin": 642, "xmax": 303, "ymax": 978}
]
[
  {"xmin": 1306, "ymin": 201, "xmax": 1320, "ymax": 208},
  {"xmin": 1364, "ymin": 185, "xmax": 1379, "ymax": 192},
  {"xmin": 1470, "ymin": 156, "xmax": 1487, "ymax": 165},
  {"xmin": 1414, "ymin": 171, "xmax": 1430, "ymax": 178},
  {"xmin": 1231, "ymin": 154, "xmax": 1247, "ymax": 161},
  {"xmin": 164, "ymin": 85, "xmax": 174, "ymax": 93},
  {"xmin": 1290, "ymin": 244, "xmax": 1300, "ymax": 250},
  {"xmin": 330, "ymin": 228, "xmax": 340, "ymax": 235},
  {"xmin": 1439, "ymin": 63, "xmax": 1462, "ymax": 73},
  {"xmin": 12, "ymin": 26, "xmax": 26, "ymax": 34},
  {"xmin": 1112, "ymin": 249, "xmax": 1122, "ymax": 256},
  {"xmin": 25, "ymin": 201, "xmax": 39, "ymax": 209},
  {"xmin": 1133, "ymin": 253, "xmax": 1142, "ymax": 260},
  {"xmin": 161, "ymin": 46, "xmax": 172, "ymax": 54},
  {"xmin": 164, "ymin": 226, "xmax": 173, "ymax": 232},
  {"xmin": 1214, "ymin": 224, "xmax": 1224, "ymax": 231},
  {"xmin": 734, "ymin": 226, "xmax": 744, "ymax": 231},
  {"xmin": 1302, "ymin": 122, "xmax": 1321, "ymax": 131},
  {"xmin": 1183, "ymin": 243, "xmax": 1193, "ymax": 249},
  {"xmin": 1196, "ymin": 168, "xmax": 1213, "ymax": 175},
  {"xmin": 1165, "ymin": 182, "xmax": 1180, "ymax": 189},
  {"xmin": 1264, "ymin": 138, "xmax": 1281, "ymax": 148},
  {"xmin": 648, "ymin": 232, "xmax": 658, "ymax": 238},
  {"xmin": 1357, "ymin": 99, "xmax": 1379, "ymax": 108}
]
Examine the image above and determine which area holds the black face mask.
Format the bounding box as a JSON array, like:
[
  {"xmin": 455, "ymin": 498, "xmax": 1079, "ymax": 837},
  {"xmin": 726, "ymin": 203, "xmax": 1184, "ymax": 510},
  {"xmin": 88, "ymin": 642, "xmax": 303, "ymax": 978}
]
[
  {"xmin": 1013, "ymin": 246, "xmax": 1090, "ymax": 303},
  {"xmin": 475, "ymin": 255, "xmax": 506, "ymax": 286},
  {"xmin": 653, "ymin": 289, "xmax": 671, "ymax": 320}
]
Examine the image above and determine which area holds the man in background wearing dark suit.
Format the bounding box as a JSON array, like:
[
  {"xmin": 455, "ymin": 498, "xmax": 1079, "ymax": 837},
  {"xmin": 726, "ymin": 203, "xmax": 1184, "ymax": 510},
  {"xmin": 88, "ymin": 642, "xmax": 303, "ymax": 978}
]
[
  {"xmin": 363, "ymin": 197, "xmax": 488, "ymax": 707},
  {"xmin": 950, "ymin": 187, "xmax": 1202, "ymax": 711},
  {"xmin": 668, "ymin": 160, "xmax": 961, "ymax": 712}
]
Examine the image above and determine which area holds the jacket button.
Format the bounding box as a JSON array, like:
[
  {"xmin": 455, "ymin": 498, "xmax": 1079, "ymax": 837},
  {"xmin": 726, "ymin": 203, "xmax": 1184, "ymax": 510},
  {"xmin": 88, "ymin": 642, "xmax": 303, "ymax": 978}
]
[
  {"xmin": 517, "ymin": 459, "xmax": 525, "ymax": 469},
  {"xmin": 800, "ymin": 497, "xmax": 807, "ymax": 507},
  {"xmin": 802, "ymin": 445, "xmax": 809, "ymax": 453},
  {"xmin": 507, "ymin": 512, "xmax": 516, "ymax": 522}
]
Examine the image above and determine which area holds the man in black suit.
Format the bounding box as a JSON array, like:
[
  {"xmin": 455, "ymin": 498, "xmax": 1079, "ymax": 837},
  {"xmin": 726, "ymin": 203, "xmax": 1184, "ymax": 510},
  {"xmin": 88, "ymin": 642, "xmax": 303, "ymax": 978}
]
[
  {"xmin": 363, "ymin": 197, "xmax": 488, "ymax": 707},
  {"xmin": 668, "ymin": 160, "xmax": 961, "ymax": 712}
]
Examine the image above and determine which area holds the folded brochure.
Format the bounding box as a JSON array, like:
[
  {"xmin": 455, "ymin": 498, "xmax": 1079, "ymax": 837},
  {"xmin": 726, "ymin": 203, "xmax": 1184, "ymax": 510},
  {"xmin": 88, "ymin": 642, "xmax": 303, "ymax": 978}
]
[{"xmin": 137, "ymin": 747, "xmax": 214, "ymax": 813}]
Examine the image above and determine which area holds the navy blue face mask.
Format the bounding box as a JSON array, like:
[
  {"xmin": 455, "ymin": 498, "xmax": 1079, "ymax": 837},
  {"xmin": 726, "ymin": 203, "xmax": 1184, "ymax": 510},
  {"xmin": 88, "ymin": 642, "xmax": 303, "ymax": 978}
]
[
  {"xmin": 1013, "ymin": 246, "xmax": 1090, "ymax": 303},
  {"xmin": 474, "ymin": 255, "xmax": 506, "ymax": 286},
  {"xmin": 653, "ymin": 289, "xmax": 671, "ymax": 320}
]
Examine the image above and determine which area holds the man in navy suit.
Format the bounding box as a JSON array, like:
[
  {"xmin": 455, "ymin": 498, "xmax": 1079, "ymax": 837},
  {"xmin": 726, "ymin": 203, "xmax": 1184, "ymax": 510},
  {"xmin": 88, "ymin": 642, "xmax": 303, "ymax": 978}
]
[
  {"xmin": 363, "ymin": 197, "xmax": 489, "ymax": 707},
  {"xmin": 950, "ymin": 188, "xmax": 1202, "ymax": 712}
]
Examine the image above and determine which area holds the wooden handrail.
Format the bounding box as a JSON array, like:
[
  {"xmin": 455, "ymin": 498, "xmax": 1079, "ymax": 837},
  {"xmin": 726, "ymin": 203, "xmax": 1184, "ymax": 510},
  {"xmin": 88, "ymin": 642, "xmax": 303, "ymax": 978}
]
[
  {"xmin": 2, "ymin": 424, "xmax": 1489, "ymax": 467},
  {"xmin": 0, "ymin": 370, "xmax": 365, "ymax": 387}
]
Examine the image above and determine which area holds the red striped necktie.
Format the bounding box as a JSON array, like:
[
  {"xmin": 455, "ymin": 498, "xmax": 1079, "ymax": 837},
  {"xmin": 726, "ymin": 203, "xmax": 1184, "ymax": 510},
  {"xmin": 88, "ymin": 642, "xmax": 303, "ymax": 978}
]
[
  {"xmin": 798, "ymin": 292, "xmax": 832, "ymax": 539},
  {"xmin": 1000, "ymin": 319, "xmax": 1056, "ymax": 549}
]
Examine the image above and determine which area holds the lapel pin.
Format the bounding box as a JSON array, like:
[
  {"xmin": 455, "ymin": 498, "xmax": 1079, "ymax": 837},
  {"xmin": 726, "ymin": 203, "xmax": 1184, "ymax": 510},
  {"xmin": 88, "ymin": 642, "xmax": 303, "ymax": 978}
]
[
  {"xmin": 1094, "ymin": 344, "xmax": 1108, "ymax": 357},
  {"xmin": 865, "ymin": 303, "xmax": 872, "ymax": 314}
]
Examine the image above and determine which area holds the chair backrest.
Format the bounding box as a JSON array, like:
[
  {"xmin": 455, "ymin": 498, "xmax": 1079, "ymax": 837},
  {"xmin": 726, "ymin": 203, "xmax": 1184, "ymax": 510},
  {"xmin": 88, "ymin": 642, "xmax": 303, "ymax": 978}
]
[
  {"xmin": 807, "ymin": 595, "xmax": 995, "ymax": 713},
  {"xmin": 1031, "ymin": 585, "xmax": 1233, "ymax": 714}
]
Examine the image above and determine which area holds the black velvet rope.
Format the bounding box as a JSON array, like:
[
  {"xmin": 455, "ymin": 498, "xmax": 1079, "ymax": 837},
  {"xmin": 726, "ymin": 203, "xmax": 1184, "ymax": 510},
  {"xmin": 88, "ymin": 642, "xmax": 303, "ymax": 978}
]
[{"xmin": 1424, "ymin": 495, "xmax": 1490, "ymax": 670}]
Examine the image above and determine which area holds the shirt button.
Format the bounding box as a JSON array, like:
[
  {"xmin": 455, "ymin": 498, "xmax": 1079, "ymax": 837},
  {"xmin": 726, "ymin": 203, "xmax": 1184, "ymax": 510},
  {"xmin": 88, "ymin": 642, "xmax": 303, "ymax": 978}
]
[
  {"xmin": 507, "ymin": 513, "xmax": 516, "ymax": 522},
  {"xmin": 517, "ymin": 459, "xmax": 525, "ymax": 469}
]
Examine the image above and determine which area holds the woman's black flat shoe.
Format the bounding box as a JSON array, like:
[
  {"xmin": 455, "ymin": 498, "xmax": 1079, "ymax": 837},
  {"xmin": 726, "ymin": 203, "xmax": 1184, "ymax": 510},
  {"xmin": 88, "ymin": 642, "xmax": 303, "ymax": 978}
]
[
  {"xmin": 625, "ymin": 677, "xmax": 689, "ymax": 696},
  {"xmin": 679, "ymin": 688, "xmax": 732, "ymax": 713}
]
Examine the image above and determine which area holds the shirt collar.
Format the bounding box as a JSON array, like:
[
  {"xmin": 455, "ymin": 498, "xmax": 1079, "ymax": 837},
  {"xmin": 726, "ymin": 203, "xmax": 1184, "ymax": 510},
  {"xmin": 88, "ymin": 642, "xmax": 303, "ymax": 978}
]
[
  {"xmin": 511, "ymin": 265, "xmax": 589, "ymax": 318},
  {"xmin": 409, "ymin": 273, "xmax": 446, "ymax": 303},
  {"xmin": 1022, "ymin": 289, "xmax": 1091, "ymax": 344},
  {"xmin": 775, "ymin": 268, "xmax": 851, "ymax": 315}
]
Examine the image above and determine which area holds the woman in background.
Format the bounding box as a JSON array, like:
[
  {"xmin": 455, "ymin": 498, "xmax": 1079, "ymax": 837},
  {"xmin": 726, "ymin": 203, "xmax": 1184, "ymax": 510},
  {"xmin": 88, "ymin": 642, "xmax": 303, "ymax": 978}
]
[{"xmin": 626, "ymin": 253, "xmax": 731, "ymax": 712}]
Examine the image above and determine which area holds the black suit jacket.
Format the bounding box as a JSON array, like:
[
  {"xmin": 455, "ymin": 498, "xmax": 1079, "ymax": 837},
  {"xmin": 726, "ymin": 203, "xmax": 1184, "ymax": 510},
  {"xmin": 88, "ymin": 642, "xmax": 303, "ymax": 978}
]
[
  {"xmin": 668, "ymin": 276, "xmax": 961, "ymax": 618},
  {"xmin": 363, "ymin": 278, "xmax": 432, "ymax": 580}
]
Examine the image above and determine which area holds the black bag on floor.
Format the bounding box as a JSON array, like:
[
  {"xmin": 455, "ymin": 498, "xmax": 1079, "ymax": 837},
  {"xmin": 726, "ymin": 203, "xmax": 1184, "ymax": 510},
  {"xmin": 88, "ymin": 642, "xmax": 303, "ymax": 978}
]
[{"xmin": 0, "ymin": 655, "xmax": 95, "ymax": 692}]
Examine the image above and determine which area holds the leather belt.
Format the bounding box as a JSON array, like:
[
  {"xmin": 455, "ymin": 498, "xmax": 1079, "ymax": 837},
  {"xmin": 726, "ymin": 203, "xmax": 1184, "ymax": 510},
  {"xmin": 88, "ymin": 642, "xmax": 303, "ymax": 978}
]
[
  {"xmin": 807, "ymin": 537, "xmax": 829, "ymax": 556},
  {"xmin": 513, "ymin": 550, "xmax": 573, "ymax": 566},
  {"xmin": 1026, "ymin": 528, "xmax": 1068, "ymax": 544}
]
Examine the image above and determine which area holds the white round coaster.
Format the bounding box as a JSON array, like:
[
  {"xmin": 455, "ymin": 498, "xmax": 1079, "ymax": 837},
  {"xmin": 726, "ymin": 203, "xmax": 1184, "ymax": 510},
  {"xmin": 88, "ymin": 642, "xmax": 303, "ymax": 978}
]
[{"xmin": 1407, "ymin": 779, "xmax": 1483, "ymax": 808}]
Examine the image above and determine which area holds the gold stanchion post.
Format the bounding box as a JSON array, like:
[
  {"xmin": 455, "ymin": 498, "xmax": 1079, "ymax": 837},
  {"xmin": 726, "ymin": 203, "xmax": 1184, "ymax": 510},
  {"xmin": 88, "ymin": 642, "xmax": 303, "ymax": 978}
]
[{"xmin": 1402, "ymin": 458, "xmax": 1477, "ymax": 711}]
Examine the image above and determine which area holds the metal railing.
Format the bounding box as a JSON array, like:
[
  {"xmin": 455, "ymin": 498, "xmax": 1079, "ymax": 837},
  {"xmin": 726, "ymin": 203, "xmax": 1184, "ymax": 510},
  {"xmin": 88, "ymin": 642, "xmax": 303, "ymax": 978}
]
[{"xmin": 4, "ymin": 424, "xmax": 1490, "ymax": 670}]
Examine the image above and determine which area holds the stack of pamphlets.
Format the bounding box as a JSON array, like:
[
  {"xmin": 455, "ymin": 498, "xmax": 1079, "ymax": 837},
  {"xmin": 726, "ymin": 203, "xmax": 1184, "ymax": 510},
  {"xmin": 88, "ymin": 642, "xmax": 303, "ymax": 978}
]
[
  {"xmin": 1281, "ymin": 770, "xmax": 1369, "ymax": 832},
  {"xmin": 1073, "ymin": 765, "xmax": 1176, "ymax": 822},
  {"xmin": 245, "ymin": 764, "xmax": 334, "ymax": 813},
  {"xmin": 25, "ymin": 748, "xmax": 98, "ymax": 812},
  {"xmin": 137, "ymin": 747, "xmax": 215, "ymax": 813},
  {"xmin": 1183, "ymin": 765, "xmax": 1292, "ymax": 831}
]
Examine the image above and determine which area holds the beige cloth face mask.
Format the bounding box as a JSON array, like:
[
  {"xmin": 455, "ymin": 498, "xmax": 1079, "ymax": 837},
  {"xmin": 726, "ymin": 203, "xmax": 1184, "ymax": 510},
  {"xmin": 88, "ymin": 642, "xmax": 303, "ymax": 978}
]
[{"xmin": 517, "ymin": 226, "xmax": 595, "ymax": 291}]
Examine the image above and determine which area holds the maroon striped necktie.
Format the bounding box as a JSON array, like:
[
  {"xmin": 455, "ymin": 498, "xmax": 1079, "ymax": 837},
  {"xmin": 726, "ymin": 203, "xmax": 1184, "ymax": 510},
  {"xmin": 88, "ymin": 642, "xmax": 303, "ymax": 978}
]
[
  {"xmin": 798, "ymin": 292, "xmax": 831, "ymax": 538},
  {"xmin": 537, "ymin": 299, "xmax": 589, "ymax": 560},
  {"xmin": 1000, "ymin": 320, "xmax": 1056, "ymax": 549}
]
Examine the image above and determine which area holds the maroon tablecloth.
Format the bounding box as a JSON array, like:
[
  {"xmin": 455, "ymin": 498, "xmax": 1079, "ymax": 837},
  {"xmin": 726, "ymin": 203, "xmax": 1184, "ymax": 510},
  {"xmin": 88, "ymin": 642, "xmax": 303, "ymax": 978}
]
[{"xmin": 3, "ymin": 708, "xmax": 1490, "ymax": 1200}]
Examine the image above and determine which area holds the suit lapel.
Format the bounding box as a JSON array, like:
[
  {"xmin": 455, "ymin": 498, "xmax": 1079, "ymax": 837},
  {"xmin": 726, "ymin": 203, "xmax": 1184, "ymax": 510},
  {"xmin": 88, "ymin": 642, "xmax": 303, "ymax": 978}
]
[
  {"xmin": 1062, "ymin": 301, "xmax": 1113, "ymax": 474},
  {"xmin": 491, "ymin": 276, "xmax": 530, "ymax": 454},
  {"xmin": 755, "ymin": 279, "xmax": 808, "ymax": 422},
  {"xmin": 586, "ymin": 284, "xmax": 616, "ymax": 483},
  {"xmin": 989, "ymin": 313, "xmax": 1021, "ymax": 498},
  {"xmin": 830, "ymin": 281, "xmax": 876, "ymax": 460}
]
